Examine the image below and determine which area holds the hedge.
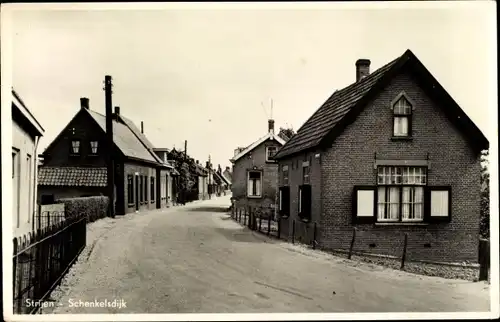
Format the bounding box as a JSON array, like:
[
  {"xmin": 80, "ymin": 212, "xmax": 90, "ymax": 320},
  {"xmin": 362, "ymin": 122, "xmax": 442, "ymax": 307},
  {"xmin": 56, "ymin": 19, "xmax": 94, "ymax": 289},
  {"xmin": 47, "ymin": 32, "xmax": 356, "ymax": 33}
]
[{"xmin": 56, "ymin": 196, "xmax": 109, "ymax": 224}]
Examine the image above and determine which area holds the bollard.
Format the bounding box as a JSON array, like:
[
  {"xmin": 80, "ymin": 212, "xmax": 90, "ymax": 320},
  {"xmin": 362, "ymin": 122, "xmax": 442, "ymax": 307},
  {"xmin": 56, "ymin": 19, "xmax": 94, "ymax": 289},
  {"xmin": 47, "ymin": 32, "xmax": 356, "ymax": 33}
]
[
  {"xmin": 401, "ymin": 233, "xmax": 408, "ymax": 269},
  {"xmin": 348, "ymin": 227, "xmax": 357, "ymax": 259}
]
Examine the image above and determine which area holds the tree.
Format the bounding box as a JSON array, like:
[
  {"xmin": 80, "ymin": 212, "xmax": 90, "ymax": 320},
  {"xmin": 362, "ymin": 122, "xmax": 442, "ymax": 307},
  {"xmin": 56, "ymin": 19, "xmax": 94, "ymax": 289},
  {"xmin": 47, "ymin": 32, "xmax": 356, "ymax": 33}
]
[
  {"xmin": 277, "ymin": 126, "xmax": 295, "ymax": 141},
  {"xmin": 480, "ymin": 149, "xmax": 489, "ymax": 239}
]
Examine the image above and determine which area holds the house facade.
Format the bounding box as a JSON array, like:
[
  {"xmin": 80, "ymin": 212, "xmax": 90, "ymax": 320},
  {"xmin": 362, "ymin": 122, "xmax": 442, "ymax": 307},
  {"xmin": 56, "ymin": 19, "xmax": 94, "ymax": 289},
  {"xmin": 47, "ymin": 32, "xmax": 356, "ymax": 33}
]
[
  {"xmin": 12, "ymin": 89, "xmax": 45, "ymax": 237},
  {"xmin": 38, "ymin": 98, "xmax": 175, "ymax": 215},
  {"xmin": 230, "ymin": 119, "xmax": 286, "ymax": 209},
  {"xmin": 273, "ymin": 49, "xmax": 489, "ymax": 263}
]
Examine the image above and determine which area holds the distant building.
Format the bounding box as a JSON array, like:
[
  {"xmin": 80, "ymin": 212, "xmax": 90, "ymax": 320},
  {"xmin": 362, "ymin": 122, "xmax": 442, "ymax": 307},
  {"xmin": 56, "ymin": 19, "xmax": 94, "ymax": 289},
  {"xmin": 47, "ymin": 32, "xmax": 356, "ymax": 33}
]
[
  {"xmin": 12, "ymin": 89, "xmax": 45, "ymax": 237},
  {"xmin": 230, "ymin": 119, "xmax": 285, "ymax": 209}
]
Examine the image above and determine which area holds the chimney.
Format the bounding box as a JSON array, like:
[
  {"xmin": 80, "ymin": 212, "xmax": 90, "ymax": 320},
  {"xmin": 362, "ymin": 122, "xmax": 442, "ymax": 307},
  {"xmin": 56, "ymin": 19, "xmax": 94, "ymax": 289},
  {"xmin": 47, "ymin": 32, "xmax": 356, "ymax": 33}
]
[
  {"xmin": 141, "ymin": 121, "xmax": 144, "ymax": 134},
  {"xmin": 268, "ymin": 119, "xmax": 275, "ymax": 134},
  {"xmin": 114, "ymin": 106, "xmax": 120, "ymax": 116},
  {"xmin": 355, "ymin": 59, "xmax": 371, "ymax": 82},
  {"xmin": 225, "ymin": 166, "xmax": 230, "ymax": 171},
  {"xmin": 80, "ymin": 97, "xmax": 89, "ymax": 109},
  {"xmin": 218, "ymin": 164, "xmax": 222, "ymax": 174},
  {"xmin": 196, "ymin": 160, "xmax": 199, "ymax": 164}
]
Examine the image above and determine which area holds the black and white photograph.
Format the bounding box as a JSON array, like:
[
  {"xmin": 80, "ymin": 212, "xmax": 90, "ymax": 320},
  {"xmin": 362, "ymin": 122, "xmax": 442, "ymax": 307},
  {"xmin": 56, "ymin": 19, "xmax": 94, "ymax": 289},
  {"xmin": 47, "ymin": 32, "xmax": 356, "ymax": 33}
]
[{"xmin": 1, "ymin": 1, "xmax": 498, "ymax": 321}]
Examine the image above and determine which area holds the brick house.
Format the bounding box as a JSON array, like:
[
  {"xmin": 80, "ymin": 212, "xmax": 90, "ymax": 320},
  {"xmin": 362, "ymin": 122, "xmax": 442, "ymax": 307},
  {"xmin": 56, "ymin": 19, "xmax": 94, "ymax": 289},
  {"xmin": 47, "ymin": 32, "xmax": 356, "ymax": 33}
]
[
  {"xmin": 38, "ymin": 98, "xmax": 175, "ymax": 215},
  {"xmin": 272, "ymin": 49, "xmax": 489, "ymax": 263},
  {"xmin": 230, "ymin": 119, "xmax": 286, "ymax": 209}
]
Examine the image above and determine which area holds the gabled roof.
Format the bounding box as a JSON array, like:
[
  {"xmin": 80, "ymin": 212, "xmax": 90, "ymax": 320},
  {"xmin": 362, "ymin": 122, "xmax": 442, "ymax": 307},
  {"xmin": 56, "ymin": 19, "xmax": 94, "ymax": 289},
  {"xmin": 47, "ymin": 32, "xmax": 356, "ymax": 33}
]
[
  {"xmin": 218, "ymin": 172, "xmax": 230, "ymax": 186},
  {"xmin": 274, "ymin": 49, "xmax": 489, "ymax": 160},
  {"xmin": 212, "ymin": 171, "xmax": 224, "ymax": 185},
  {"xmin": 38, "ymin": 167, "xmax": 107, "ymax": 187},
  {"xmin": 230, "ymin": 131, "xmax": 286, "ymax": 163},
  {"xmin": 12, "ymin": 89, "xmax": 45, "ymax": 137},
  {"xmin": 118, "ymin": 115, "xmax": 173, "ymax": 168},
  {"xmin": 86, "ymin": 110, "xmax": 159, "ymax": 163},
  {"xmin": 222, "ymin": 171, "xmax": 232, "ymax": 185}
]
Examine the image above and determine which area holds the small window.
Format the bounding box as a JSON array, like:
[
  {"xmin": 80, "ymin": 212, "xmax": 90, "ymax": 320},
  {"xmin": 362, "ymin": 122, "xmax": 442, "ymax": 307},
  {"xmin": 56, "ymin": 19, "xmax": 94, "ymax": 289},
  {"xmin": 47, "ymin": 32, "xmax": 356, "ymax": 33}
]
[
  {"xmin": 90, "ymin": 141, "xmax": 99, "ymax": 154},
  {"xmin": 266, "ymin": 146, "xmax": 278, "ymax": 162},
  {"xmin": 298, "ymin": 185, "xmax": 312, "ymax": 221},
  {"xmin": 71, "ymin": 140, "xmax": 81, "ymax": 154},
  {"xmin": 127, "ymin": 175, "xmax": 134, "ymax": 205},
  {"xmin": 392, "ymin": 96, "xmax": 412, "ymax": 137},
  {"xmin": 302, "ymin": 161, "xmax": 310, "ymax": 184},
  {"xmin": 282, "ymin": 165, "xmax": 289, "ymax": 186},
  {"xmin": 247, "ymin": 171, "xmax": 262, "ymax": 197},
  {"xmin": 426, "ymin": 186, "xmax": 452, "ymax": 222},
  {"xmin": 151, "ymin": 176, "xmax": 155, "ymax": 202}
]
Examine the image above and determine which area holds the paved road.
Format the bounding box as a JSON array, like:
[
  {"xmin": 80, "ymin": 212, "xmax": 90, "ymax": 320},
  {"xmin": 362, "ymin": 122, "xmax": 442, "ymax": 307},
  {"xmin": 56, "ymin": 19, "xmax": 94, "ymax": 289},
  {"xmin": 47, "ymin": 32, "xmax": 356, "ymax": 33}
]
[{"xmin": 51, "ymin": 196, "xmax": 490, "ymax": 313}]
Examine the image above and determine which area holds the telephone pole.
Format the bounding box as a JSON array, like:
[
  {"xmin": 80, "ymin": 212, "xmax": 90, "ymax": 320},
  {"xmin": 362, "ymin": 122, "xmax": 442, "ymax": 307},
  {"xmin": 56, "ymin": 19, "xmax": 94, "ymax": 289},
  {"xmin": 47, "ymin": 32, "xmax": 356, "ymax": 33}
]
[{"xmin": 104, "ymin": 75, "xmax": 115, "ymax": 218}]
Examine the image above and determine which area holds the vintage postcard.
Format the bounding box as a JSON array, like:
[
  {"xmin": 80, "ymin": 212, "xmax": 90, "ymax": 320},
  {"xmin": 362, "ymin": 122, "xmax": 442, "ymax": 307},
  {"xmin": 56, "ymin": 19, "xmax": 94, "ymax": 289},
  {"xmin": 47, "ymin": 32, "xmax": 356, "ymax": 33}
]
[{"xmin": 1, "ymin": 1, "xmax": 498, "ymax": 321}]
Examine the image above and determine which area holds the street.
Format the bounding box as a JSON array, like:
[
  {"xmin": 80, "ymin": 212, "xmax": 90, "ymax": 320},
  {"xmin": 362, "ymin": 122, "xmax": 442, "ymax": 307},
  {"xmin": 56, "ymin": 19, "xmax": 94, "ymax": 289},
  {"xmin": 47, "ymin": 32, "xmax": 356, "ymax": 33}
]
[{"xmin": 50, "ymin": 195, "xmax": 490, "ymax": 313}]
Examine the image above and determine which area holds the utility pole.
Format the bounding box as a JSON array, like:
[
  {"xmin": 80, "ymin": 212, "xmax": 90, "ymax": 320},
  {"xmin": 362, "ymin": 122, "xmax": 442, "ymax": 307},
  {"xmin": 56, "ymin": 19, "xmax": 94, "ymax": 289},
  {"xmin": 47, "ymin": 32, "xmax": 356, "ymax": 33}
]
[
  {"xmin": 184, "ymin": 140, "xmax": 187, "ymax": 159},
  {"xmin": 104, "ymin": 75, "xmax": 115, "ymax": 218}
]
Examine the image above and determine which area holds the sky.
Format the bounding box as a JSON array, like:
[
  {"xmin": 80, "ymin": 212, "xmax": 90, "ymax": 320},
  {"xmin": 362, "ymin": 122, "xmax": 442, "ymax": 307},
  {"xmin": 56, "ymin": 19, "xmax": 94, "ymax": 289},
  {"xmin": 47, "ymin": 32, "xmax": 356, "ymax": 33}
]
[{"xmin": 4, "ymin": 2, "xmax": 497, "ymax": 169}]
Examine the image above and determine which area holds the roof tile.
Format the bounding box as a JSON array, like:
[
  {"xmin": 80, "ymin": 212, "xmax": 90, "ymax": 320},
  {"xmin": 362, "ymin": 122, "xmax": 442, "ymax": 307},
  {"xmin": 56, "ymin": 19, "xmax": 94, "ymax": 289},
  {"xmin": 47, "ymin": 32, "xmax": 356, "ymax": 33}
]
[{"xmin": 38, "ymin": 167, "xmax": 107, "ymax": 187}]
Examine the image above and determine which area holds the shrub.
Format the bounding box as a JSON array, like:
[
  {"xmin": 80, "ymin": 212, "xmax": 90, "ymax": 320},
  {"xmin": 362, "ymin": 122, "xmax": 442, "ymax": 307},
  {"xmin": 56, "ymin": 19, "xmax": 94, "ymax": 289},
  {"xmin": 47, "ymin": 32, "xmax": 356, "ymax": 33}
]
[{"xmin": 56, "ymin": 196, "xmax": 109, "ymax": 223}]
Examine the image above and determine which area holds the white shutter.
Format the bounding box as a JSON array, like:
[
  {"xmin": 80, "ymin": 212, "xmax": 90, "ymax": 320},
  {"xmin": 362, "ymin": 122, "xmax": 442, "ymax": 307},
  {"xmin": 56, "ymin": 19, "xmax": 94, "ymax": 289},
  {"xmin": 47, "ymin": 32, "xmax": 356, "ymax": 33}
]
[
  {"xmin": 357, "ymin": 190, "xmax": 374, "ymax": 217},
  {"xmin": 431, "ymin": 190, "xmax": 449, "ymax": 217}
]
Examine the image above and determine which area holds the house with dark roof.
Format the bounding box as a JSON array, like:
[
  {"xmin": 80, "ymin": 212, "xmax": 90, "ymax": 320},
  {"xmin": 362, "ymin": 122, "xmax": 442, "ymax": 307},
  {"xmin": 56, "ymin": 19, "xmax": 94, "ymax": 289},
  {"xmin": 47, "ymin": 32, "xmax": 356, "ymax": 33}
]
[
  {"xmin": 222, "ymin": 166, "xmax": 233, "ymax": 190},
  {"xmin": 273, "ymin": 49, "xmax": 489, "ymax": 263},
  {"xmin": 230, "ymin": 119, "xmax": 286, "ymax": 209},
  {"xmin": 38, "ymin": 98, "xmax": 175, "ymax": 215},
  {"xmin": 12, "ymin": 89, "xmax": 45, "ymax": 237}
]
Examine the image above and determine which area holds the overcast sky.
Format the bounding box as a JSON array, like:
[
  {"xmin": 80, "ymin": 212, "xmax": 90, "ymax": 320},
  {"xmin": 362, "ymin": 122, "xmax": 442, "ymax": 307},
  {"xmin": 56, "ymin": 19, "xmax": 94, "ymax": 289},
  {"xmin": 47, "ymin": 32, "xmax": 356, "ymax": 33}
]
[{"xmin": 6, "ymin": 2, "xmax": 496, "ymax": 168}]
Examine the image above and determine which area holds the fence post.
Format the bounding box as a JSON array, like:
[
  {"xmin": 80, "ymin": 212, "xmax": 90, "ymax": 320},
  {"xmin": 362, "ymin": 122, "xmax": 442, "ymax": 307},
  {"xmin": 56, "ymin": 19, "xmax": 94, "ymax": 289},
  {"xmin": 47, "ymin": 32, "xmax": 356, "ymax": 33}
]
[
  {"xmin": 401, "ymin": 233, "xmax": 408, "ymax": 269},
  {"xmin": 292, "ymin": 220, "xmax": 296, "ymax": 244},
  {"xmin": 479, "ymin": 238, "xmax": 490, "ymax": 281},
  {"xmin": 259, "ymin": 216, "xmax": 262, "ymax": 232},
  {"xmin": 267, "ymin": 216, "xmax": 271, "ymax": 236},
  {"xmin": 313, "ymin": 222, "xmax": 317, "ymax": 250},
  {"xmin": 348, "ymin": 227, "xmax": 357, "ymax": 259},
  {"xmin": 277, "ymin": 217, "xmax": 281, "ymax": 239}
]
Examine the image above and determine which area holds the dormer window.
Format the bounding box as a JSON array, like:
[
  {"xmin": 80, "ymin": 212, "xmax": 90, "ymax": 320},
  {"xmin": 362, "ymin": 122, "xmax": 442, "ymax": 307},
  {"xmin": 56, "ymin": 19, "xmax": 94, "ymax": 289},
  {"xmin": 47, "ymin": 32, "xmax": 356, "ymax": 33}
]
[
  {"xmin": 90, "ymin": 141, "xmax": 99, "ymax": 155},
  {"xmin": 71, "ymin": 140, "xmax": 81, "ymax": 155},
  {"xmin": 392, "ymin": 95, "xmax": 413, "ymax": 137}
]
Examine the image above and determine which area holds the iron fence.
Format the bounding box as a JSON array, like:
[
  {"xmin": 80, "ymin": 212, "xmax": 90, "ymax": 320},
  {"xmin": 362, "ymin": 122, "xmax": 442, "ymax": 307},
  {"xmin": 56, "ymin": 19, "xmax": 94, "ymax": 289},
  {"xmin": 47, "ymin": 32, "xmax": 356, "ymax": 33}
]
[
  {"xmin": 35, "ymin": 210, "xmax": 66, "ymax": 231},
  {"xmin": 231, "ymin": 206, "xmax": 282, "ymax": 239},
  {"xmin": 13, "ymin": 213, "xmax": 87, "ymax": 314}
]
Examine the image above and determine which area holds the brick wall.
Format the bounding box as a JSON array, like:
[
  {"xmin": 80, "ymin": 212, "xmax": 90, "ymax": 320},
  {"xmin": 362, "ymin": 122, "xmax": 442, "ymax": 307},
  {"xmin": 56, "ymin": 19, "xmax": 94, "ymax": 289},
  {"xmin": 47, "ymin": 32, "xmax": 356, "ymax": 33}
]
[
  {"xmin": 123, "ymin": 162, "xmax": 159, "ymax": 214},
  {"xmin": 232, "ymin": 138, "xmax": 282, "ymax": 209},
  {"xmin": 320, "ymin": 71, "xmax": 481, "ymax": 263},
  {"xmin": 277, "ymin": 150, "xmax": 322, "ymax": 245}
]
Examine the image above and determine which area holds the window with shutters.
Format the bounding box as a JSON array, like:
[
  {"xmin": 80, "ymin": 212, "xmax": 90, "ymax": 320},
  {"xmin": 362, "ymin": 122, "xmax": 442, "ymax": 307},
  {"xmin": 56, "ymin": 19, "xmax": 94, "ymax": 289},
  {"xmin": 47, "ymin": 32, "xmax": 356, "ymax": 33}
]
[
  {"xmin": 377, "ymin": 166, "xmax": 426, "ymax": 222},
  {"xmin": 247, "ymin": 171, "xmax": 262, "ymax": 198},
  {"xmin": 391, "ymin": 92, "xmax": 414, "ymax": 138},
  {"xmin": 298, "ymin": 184, "xmax": 312, "ymax": 221},
  {"xmin": 90, "ymin": 140, "xmax": 99, "ymax": 155}
]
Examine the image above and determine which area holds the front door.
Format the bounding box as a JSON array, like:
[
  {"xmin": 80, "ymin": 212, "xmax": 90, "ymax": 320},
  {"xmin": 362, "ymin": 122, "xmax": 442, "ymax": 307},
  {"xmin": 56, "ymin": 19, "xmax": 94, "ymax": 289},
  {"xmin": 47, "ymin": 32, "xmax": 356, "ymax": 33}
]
[{"xmin": 135, "ymin": 175, "xmax": 139, "ymax": 211}]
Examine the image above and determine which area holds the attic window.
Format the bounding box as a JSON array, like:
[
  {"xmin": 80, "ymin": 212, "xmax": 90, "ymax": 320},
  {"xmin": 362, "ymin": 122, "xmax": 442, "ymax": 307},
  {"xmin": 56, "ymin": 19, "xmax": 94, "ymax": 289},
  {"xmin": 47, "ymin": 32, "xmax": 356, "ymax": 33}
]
[
  {"xmin": 266, "ymin": 146, "xmax": 277, "ymax": 162},
  {"xmin": 90, "ymin": 141, "xmax": 99, "ymax": 154},
  {"xmin": 70, "ymin": 140, "xmax": 81, "ymax": 155},
  {"xmin": 392, "ymin": 96, "xmax": 413, "ymax": 137}
]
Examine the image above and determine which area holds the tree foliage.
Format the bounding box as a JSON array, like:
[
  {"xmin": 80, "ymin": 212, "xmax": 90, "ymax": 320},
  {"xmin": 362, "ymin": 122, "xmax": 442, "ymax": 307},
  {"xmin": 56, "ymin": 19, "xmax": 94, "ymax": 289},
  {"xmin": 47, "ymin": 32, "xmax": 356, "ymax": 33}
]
[
  {"xmin": 480, "ymin": 149, "xmax": 489, "ymax": 239},
  {"xmin": 277, "ymin": 127, "xmax": 295, "ymax": 141}
]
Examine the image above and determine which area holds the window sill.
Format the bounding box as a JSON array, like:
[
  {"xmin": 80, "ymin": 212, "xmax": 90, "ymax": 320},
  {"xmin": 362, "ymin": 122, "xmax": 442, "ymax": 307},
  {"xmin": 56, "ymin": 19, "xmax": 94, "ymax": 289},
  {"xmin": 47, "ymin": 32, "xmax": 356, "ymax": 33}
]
[
  {"xmin": 391, "ymin": 136, "xmax": 413, "ymax": 141},
  {"xmin": 69, "ymin": 154, "xmax": 80, "ymax": 157},
  {"xmin": 88, "ymin": 154, "xmax": 98, "ymax": 157},
  {"xmin": 375, "ymin": 222, "xmax": 428, "ymax": 226},
  {"xmin": 247, "ymin": 195, "xmax": 263, "ymax": 199}
]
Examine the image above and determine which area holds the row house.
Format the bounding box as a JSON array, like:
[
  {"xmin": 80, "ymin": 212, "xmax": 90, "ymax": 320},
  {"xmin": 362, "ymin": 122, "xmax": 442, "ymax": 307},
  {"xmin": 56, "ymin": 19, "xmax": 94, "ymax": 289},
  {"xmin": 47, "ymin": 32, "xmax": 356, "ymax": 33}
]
[
  {"xmin": 12, "ymin": 89, "xmax": 45, "ymax": 237},
  {"xmin": 38, "ymin": 98, "xmax": 176, "ymax": 215},
  {"xmin": 273, "ymin": 49, "xmax": 489, "ymax": 263}
]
